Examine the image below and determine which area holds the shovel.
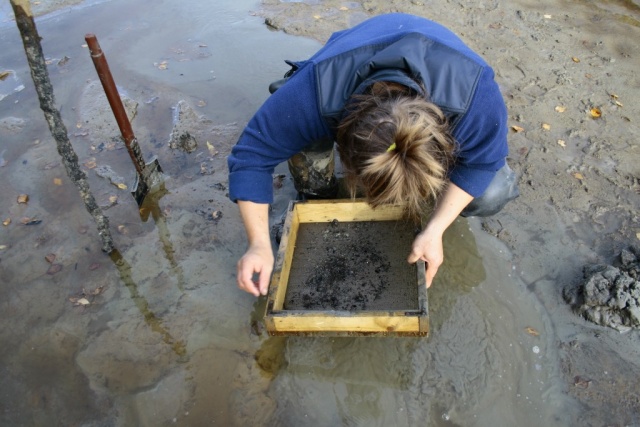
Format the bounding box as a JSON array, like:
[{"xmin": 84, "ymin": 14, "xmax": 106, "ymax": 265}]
[{"xmin": 85, "ymin": 33, "xmax": 163, "ymax": 206}]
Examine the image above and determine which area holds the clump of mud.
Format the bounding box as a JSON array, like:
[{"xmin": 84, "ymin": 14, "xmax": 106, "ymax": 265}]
[
  {"xmin": 565, "ymin": 247, "xmax": 640, "ymax": 332},
  {"xmin": 168, "ymin": 100, "xmax": 199, "ymax": 153}
]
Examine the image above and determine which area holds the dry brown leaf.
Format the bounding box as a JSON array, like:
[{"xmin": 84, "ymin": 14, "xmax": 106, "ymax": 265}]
[
  {"xmin": 109, "ymin": 195, "xmax": 118, "ymax": 204},
  {"xmin": 2, "ymin": 218, "xmax": 10, "ymax": 226},
  {"xmin": 511, "ymin": 125, "xmax": 525, "ymax": 133},
  {"xmin": 525, "ymin": 327, "xmax": 540, "ymax": 336},
  {"xmin": 573, "ymin": 172, "xmax": 584, "ymax": 180},
  {"xmin": 45, "ymin": 253, "xmax": 56, "ymax": 263},
  {"xmin": 614, "ymin": 100, "xmax": 623, "ymax": 107},
  {"xmin": 46, "ymin": 263, "xmax": 63, "ymax": 275},
  {"xmin": 76, "ymin": 298, "xmax": 91, "ymax": 306},
  {"xmin": 0, "ymin": 71, "xmax": 11, "ymax": 81},
  {"xmin": 116, "ymin": 183, "xmax": 128, "ymax": 190},
  {"xmin": 84, "ymin": 158, "xmax": 97, "ymax": 169},
  {"xmin": 572, "ymin": 57, "xmax": 580, "ymax": 63},
  {"xmin": 589, "ymin": 107, "xmax": 602, "ymax": 118},
  {"xmin": 610, "ymin": 93, "xmax": 619, "ymax": 99},
  {"xmin": 555, "ymin": 106, "xmax": 567, "ymax": 113},
  {"xmin": 573, "ymin": 376, "xmax": 591, "ymax": 389},
  {"xmin": 543, "ymin": 14, "xmax": 552, "ymax": 19},
  {"xmin": 313, "ymin": 15, "xmax": 322, "ymax": 19},
  {"xmin": 557, "ymin": 139, "xmax": 566, "ymax": 148},
  {"xmin": 17, "ymin": 194, "xmax": 29, "ymax": 204},
  {"xmin": 339, "ymin": 6, "xmax": 349, "ymax": 10},
  {"xmin": 53, "ymin": 178, "xmax": 62, "ymax": 186},
  {"xmin": 542, "ymin": 123, "xmax": 551, "ymax": 131}
]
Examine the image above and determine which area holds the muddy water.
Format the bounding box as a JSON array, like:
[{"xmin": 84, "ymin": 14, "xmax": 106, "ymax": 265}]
[{"xmin": 0, "ymin": 0, "xmax": 579, "ymax": 425}]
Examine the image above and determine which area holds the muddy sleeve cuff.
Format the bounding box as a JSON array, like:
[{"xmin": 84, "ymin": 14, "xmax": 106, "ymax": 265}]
[
  {"xmin": 228, "ymin": 170, "xmax": 274, "ymax": 204},
  {"xmin": 449, "ymin": 161, "xmax": 504, "ymax": 198}
]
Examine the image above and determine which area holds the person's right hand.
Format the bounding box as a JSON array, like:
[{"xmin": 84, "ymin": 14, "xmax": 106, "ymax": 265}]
[{"xmin": 236, "ymin": 243, "xmax": 274, "ymax": 297}]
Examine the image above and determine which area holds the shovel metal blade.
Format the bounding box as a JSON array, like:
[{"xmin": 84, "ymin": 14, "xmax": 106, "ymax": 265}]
[{"xmin": 131, "ymin": 157, "xmax": 164, "ymax": 206}]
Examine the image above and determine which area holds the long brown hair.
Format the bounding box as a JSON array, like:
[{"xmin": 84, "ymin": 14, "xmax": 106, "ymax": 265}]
[{"xmin": 336, "ymin": 82, "xmax": 456, "ymax": 219}]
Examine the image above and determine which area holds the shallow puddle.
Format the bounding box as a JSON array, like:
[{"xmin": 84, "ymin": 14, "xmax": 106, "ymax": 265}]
[{"xmin": 0, "ymin": 0, "xmax": 590, "ymax": 425}]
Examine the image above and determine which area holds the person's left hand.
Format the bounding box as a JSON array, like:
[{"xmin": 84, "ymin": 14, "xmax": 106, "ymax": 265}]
[{"xmin": 407, "ymin": 228, "xmax": 444, "ymax": 288}]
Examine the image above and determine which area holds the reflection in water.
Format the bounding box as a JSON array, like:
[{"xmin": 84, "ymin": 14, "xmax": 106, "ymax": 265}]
[
  {"xmin": 138, "ymin": 183, "xmax": 187, "ymax": 292},
  {"xmin": 109, "ymin": 249, "xmax": 187, "ymax": 360}
]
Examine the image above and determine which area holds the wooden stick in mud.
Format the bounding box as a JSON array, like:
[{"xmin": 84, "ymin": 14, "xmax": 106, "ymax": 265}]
[{"xmin": 10, "ymin": 0, "xmax": 115, "ymax": 253}]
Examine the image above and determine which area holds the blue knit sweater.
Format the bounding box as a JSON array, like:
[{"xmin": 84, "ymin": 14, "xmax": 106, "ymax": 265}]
[{"xmin": 228, "ymin": 13, "xmax": 508, "ymax": 203}]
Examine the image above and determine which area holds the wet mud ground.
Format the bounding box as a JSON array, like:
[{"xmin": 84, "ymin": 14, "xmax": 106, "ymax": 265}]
[{"xmin": 0, "ymin": 0, "xmax": 639, "ymax": 426}]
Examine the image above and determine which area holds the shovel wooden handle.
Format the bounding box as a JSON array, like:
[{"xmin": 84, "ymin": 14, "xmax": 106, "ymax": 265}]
[{"xmin": 85, "ymin": 33, "xmax": 145, "ymax": 175}]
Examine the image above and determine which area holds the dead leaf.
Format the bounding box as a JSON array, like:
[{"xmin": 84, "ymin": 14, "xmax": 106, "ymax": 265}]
[
  {"xmin": 21, "ymin": 217, "xmax": 42, "ymax": 225},
  {"xmin": 511, "ymin": 125, "xmax": 525, "ymax": 133},
  {"xmin": 555, "ymin": 106, "xmax": 567, "ymax": 113},
  {"xmin": 91, "ymin": 286, "xmax": 105, "ymax": 295},
  {"xmin": 17, "ymin": 194, "xmax": 29, "ymax": 204},
  {"xmin": 157, "ymin": 61, "xmax": 168, "ymax": 70},
  {"xmin": 589, "ymin": 107, "xmax": 602, "ymax": 118},
  {"xmin": 573, "ymin": 172, "xmax": 584, "ymax": 180},
  {"xmin": 109, "ymin": 195, "xmax": 118, "ymax": 204},
  {"xmin": 47, "ymin": 263, "xmax": 63, "ymax": 275},
  {"xmin": 116, "ymin": 183, "xmax": 128, "ymax": 190},
  {"xmin": 117, "ymin": 225, "xmax": 128, "ymax": 235},
  {"xmin": 636, "ymin": 232, "xmax": 640, "ymax": 240},
  {"xmin": 573, "ymin": 375, "xmax": 591, "ymax": 389},
  {"xmin": 614, "ymin": 100, "xmax": 623, "ymax": 107},
  {"xmin": 76, "ymin": 298, "xmax": 91, "ymax": 306},
  {"xmin": 197, "ymin": 100, "xmax": 206, "ymax": 107},
  {"xmin": 557, "ymin": 139, "xmax": 566, "ymax": 148},
  {"xmin": 572, "ymin": 57, "xmax": 580, "ymax": 63},
  {"xmin": 339, "ymin": 6, "xmax": 349, "ymax": 10},
  {"xmin": 45, "ymin": 253, "xmax": 56, "ymax": 263},
  {"xmin": 543, "ymin": 14, "xmax": 552, "ymax": 19},
  {"xmin": 0, "ymin": 71, "xmax": 11, "ymax": 81},
  {"xmin": 525, "ymin": 327, "xmax": 540, "ymax": 336},
  {"xmin": 313, "ymin": 15, "xmax": 322, "ymax": 19},
  {"xmin": 206, "ymin": 141, "xmax": 218, "ymax": 156},
  {"xmin": 542, "ymin": 123, "xmax": 551, "ymax": 130},
  {"xmin": 76, "ymin": 122, "xmax": 82, "ymax": 129},
  {"xmin": 53, "ymin": 178, "xmax": 62, "ymax": 186},
  {"xmin": 0, "ymin": 245, "xmax": 8, "ymax": 250},
  {"xmin": 2, "ymin": 218, "xmax": 10, "ymax": 226}
]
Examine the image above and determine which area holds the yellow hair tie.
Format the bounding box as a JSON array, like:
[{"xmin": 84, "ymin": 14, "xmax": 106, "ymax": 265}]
[{"xmin": 386, "ymin": 142, "xmax": 397, "ymax": 152}]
